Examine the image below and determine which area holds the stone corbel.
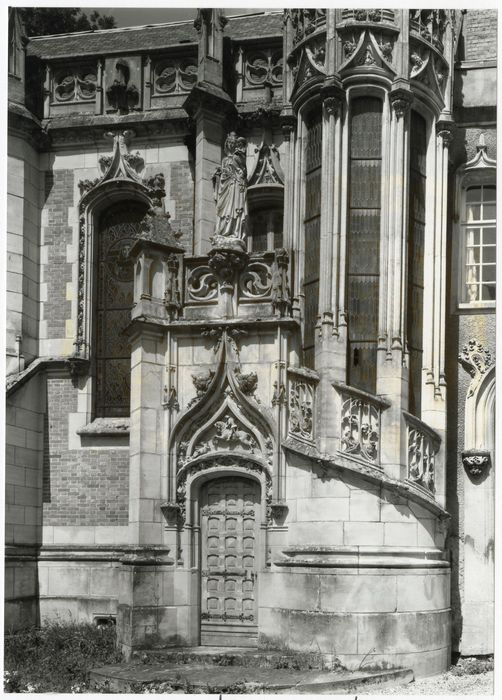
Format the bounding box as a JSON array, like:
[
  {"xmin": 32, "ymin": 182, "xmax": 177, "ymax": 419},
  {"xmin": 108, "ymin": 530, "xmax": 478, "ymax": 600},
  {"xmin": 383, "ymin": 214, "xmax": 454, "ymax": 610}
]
[
  {"xmin": 66, "ymin": 355, "xmax": 90, "ymax": 386},
  {"xmin": 462, "ymin": 450, "xmax": 492, "ymax": 480},
  {"xmin": 436, "ymin": 118, "xmax": 454, "ymax": 148},
  {"xmin": 160, "ymin": 501, "xmax": 182, "ymax": 525},
  {"xmin": 269, "ymin": 501, "xmax": 289, "ymax": 522},
  {"xmin": 320, "ymin": 76, "xmax": 345, "ymax": 117},
  {"xmin": 390, "ymin": 85, "xmax": 413, "ymax": 119}
]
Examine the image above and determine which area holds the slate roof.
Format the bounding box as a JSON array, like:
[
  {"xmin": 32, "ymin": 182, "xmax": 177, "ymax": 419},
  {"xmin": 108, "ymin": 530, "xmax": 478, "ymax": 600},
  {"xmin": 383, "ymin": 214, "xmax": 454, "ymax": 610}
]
[{"xmin": 27, "ymin": 12, "xmax": 283, "ymax": 60}]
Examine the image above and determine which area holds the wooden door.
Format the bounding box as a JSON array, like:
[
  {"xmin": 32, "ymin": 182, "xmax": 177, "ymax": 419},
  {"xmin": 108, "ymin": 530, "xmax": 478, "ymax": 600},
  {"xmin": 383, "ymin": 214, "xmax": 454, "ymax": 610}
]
[{"xmin": 200, "ymin": 477, "xmax": 260, "ymax": 647}]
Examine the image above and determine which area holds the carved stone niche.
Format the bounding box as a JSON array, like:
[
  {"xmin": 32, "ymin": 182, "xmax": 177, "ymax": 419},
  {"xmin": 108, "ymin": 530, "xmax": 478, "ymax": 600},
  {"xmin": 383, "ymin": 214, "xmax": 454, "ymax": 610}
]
[
  {"xmin": 105, "ymin": 56, "xmax": 142, "ymax": 114},
  {"xmin": 462, "ymin": 450, "xmax": 492, "ymax": 480}
]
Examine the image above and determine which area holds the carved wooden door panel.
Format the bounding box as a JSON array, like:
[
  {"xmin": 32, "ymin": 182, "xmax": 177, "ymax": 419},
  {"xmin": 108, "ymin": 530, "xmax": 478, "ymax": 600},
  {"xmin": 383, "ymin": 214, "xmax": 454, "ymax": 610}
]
[{"xmin": 200, "ymin": 477, "xmax": 260, "ymax": 647}]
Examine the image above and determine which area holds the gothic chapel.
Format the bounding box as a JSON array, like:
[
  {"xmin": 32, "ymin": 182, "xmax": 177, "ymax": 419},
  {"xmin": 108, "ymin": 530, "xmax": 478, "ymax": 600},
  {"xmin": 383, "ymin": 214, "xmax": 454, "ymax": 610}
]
[{"xmin": 6, "ymin": 8, "xmax": 496, "ymax": 676}]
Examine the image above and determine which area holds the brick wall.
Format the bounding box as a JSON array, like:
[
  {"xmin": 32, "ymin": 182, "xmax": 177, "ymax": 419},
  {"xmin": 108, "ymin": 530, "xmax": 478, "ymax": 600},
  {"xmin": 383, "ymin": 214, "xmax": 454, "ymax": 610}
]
[
  {"xmin": 463, "ymin": 10, "xmax": 497, "ymax": 62},
  {"xmin": 42, "ymin": 169, "xmax": 73, "ymax": 338},
  {"xmin": 42, "ymin": 376, "xmax": 129, "ymax": 525},
  {"xmin": 169, "ymin": 161, "xmax": 194, "ymax": 253}
]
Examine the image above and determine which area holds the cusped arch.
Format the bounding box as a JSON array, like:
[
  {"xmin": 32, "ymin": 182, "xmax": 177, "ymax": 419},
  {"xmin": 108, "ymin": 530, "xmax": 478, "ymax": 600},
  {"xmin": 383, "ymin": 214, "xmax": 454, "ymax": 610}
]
[
  {"xmin": 168, "ymin": 333, "xmax": 277, "ymax": 470},
  {"xmin": 465, "ymin": 364, "xmax": 496, "ymax": 452}
]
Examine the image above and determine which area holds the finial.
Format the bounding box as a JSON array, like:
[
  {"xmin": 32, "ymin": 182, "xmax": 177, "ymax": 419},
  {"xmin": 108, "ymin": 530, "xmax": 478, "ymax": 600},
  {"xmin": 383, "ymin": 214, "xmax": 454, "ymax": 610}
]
[{"xmin": 476, "ymin": 133, "xmax": 487, "ymax": 153}]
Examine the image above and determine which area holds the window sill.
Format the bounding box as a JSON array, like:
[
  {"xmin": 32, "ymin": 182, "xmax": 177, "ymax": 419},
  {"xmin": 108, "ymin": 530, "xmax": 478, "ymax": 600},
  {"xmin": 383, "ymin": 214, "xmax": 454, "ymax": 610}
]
[
  {"xmin": 77, "ymin": 417, "xmax": 130, "ymax": 436},
  {"xmin": 457, "ymin": 302, "xmax": 496, "ymax": 314},
  {"xmin": 77, "ymin": 417, "xmax": 130, "ymax": 447}
]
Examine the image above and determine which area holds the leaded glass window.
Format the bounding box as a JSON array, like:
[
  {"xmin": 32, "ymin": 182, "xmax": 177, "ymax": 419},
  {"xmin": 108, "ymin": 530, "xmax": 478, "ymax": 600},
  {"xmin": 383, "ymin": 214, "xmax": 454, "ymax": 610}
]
[
  {"xmin": 248, "ymin": 209, "xmax": 283, "ymax": 252},
  {"xmin": 463, "ymin": 185, "xmax": 496, "ymax": 303},
  {"xmin": 347, "ymin": 96, "xmax": 382, "ymax": 394},
  {"xmin": 303, "ymin": 111, "xmax": 322, "ymax": 369},
  {"xmin": 95, "ymin": 201, "xmax": 147, "ymax": 417}
]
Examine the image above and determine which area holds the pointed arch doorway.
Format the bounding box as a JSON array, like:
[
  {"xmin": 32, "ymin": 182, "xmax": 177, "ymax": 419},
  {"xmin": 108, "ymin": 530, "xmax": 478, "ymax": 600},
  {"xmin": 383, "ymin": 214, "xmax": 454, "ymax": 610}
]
[{"xmin": 200, "ymin": 476, "xmax": 260, "ymax": 647}]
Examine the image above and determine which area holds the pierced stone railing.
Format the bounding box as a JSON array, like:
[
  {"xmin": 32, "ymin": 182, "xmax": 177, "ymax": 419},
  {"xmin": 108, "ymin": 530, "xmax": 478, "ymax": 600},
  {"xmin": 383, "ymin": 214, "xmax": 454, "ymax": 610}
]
[
  {"xmin": 341, "ymin": 9, "xmax": 395, "ymax": 24},
  {"xmin": 333, "ymin": 382, "xmax": 390, "ymax": 466},
  {"xmin": 409, "ymin": 9, "xmax": 447, "ymax": 54},
  {"xmin": 404, "ymin": 412, "xmax": 441, "ymax": 494},
  {"xmin": 287, "ymin": 367, "xmax": 319, "ymax": 444},
  {"xmin": 289, "ymin": 9, "xmax": 327, "ymax": 46}
]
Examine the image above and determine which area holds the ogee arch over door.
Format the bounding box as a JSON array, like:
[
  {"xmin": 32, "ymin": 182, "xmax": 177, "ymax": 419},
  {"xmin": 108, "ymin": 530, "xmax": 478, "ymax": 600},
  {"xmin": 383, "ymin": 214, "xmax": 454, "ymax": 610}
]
[{"xmin": 200, "ymin": 476, "xmax": 260, "ymax": 647}]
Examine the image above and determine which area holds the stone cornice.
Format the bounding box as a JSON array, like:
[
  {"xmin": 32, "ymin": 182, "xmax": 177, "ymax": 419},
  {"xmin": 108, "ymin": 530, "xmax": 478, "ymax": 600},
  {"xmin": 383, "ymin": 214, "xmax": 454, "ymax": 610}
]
[{"xmin": 42, "ymin": 108, "xmax": 191, "ymax": 147}]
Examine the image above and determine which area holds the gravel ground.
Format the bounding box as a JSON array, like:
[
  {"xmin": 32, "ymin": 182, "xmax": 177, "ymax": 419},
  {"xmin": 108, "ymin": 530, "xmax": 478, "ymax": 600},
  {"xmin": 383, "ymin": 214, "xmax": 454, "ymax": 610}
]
[{"xmin": 362, "ymin": 670, "xmax": 493, "ymax": 695}]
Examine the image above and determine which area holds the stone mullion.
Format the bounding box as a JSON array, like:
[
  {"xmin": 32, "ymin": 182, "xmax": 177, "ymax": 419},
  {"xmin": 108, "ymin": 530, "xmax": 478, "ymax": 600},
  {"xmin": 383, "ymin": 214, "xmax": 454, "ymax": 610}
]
[
  {"xmin": 317, "ymin": 98, "xmax": 336, "ymax": 338},
  {"xmin": 291, "ymin": 114, "xmax": 305, "ymax": 321}
]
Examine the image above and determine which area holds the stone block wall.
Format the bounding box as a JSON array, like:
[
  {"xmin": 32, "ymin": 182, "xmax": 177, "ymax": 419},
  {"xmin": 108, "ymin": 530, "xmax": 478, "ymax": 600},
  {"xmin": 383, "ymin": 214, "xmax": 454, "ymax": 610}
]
[
  {"xmin": 7, "ymin": 136, "xmax": 43, "ymax": 374},
  {"xmin": 5, "ymin": 373, "xmax": 45, "ymax": 629}
]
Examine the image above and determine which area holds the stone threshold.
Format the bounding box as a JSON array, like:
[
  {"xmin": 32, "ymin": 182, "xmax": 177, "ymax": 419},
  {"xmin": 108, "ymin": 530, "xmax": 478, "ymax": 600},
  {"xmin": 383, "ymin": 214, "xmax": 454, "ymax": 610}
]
[{"xmin": 90, "ymin": 657, "xmax": 414, "ymax": 694}]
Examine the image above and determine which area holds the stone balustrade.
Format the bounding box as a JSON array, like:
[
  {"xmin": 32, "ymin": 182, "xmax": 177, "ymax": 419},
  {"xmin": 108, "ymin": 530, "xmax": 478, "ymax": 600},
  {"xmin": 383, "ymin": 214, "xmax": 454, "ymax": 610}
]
[
  {"xmin": 404, "ymin": 411, "xmax": 441, "ymax": 494},
  {"xmin": 287, "ymin": 367, "xmax": 318, "ymax": 445},
  {"xmin": 333, "ymin": 382, "xmax": 390, "ymax": 466}
]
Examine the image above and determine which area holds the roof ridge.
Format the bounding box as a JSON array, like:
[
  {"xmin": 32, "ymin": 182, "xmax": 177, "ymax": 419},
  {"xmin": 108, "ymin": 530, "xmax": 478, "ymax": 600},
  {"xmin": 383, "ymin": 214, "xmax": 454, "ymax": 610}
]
[{"xmin": 29, "ymin": 10, "xmax": 282, "ymax": 41}]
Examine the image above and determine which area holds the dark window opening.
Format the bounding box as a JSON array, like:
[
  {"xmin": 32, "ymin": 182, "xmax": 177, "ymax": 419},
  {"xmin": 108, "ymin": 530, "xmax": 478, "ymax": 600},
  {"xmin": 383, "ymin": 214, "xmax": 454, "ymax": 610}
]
[
  {"xmin": 347, "ymin": 96, "xmax": 382, "ymax": 394},
  {"xmin": 95, "ymin": 201, "xmax": 148, "ymax": 418}
]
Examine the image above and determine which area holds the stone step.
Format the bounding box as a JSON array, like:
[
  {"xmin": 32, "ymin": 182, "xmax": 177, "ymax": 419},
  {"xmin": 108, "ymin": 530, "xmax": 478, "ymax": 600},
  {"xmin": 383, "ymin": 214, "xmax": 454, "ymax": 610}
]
[
  {"xmin": 90, "ymin": 660, "xmax": 414, "ymax": 694},
  {"xmin": 136, "ymin": 645, "xmax": 333, "ymax": 670}
]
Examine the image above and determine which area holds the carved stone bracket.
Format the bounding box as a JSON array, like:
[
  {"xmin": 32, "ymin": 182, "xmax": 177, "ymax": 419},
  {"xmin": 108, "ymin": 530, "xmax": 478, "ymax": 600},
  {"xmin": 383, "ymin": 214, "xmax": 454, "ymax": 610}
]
[
  {"xmin": 462, "ymin": 449, "xmax": 492, "ymax": 479},
  {"xmin": 436, "ymin": 119, "xmax": 454, "ymax": 148},
  {"xmin": 160, "ymin": 501, "xmax": 182, "ymax": 525},
  {"xmin": 390, "ymin": 86, "xmax": 413, "ymax": 119},
  {"xmin": 208, "ymin": 246, "xmax": 249, "ymax": 292},
  {"xmin": 65, "ymin": 355, "xmax": 90, "ymax": 385},
  {"xmin": 269, "ymin": 501, "xmax": 289, "ymax": 522}
]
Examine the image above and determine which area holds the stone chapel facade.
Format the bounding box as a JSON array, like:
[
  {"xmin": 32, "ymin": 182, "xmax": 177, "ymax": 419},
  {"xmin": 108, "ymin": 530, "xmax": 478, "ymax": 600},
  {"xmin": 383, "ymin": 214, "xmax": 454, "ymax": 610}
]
[{"xmin": 5, "ymin": 8, "xmax": 496, "ymax": 676}]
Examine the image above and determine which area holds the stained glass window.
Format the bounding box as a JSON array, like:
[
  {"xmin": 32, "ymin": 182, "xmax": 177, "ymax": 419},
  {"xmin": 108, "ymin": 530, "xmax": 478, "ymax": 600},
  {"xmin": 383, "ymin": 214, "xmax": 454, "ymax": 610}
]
[
  {"xmin": 347, "ymin": 97, "xmax": 382, "ymax": 394},
  {"xmin": 95, "ymin": 201, "xmax": 148, "ymax": 417},
  {"xmin": 303, "ymin": 112, "xmax": 322, "ymax": 369},
  {"xmin": 407, "ymin": 111, "xmax": 427, "ymax": 417}
]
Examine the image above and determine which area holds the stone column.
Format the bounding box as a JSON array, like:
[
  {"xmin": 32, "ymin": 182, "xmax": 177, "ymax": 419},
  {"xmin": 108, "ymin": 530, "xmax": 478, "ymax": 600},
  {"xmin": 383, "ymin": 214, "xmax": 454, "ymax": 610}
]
[
  {"xmin": 421, "ymin": 121, "xmax": 453, "ymax": 508},
  {"xmin": 315, "ymin": 84, "xmax": 346, "ymax": 454},
  {"xmin": 377, "ymin": 85, "xmax": 413, "ymax": 481}
]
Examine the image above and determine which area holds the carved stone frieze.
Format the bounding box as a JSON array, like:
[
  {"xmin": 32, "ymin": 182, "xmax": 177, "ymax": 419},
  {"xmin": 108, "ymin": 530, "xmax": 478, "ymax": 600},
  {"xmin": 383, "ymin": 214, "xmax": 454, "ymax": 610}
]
[
  {"xmin": 186, "ymin": 264, "xmax": 218, "ymax": 303},
  {"xmin": 153, "ymin": 58, "xmax": 197, "ymax": 94},
  {"xmin": 191, "ymin": 414, "xmax": 258, "ymax": 459},
  {"xmin": 53, "ymin": 67, "xmax": 97, "ymax": 103},
  {"xmin": 459, "ymin": 339, "xmax": 494, "ymax": 398},
  {"xmin": 244, "ymin": 49, "xmax": 283, "ymax": 87}
]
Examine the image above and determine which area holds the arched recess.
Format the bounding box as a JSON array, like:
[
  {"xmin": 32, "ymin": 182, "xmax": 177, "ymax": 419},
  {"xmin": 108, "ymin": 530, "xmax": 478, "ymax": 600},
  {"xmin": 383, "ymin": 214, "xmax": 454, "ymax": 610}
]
[
  {"xmin": 465, "ymin": 364, "xmax": 495, "ymax": 453},
  {"xmin": 75, "ymin": 178, "xmax": 154, "ymax": 418}
]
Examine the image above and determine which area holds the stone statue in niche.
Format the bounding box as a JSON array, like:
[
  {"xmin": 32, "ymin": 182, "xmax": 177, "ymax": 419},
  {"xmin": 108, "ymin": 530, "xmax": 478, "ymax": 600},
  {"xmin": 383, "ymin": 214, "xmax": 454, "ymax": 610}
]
[{"xmin": 212, "ymin": 132, "xmax": 248, "ymax": 246}]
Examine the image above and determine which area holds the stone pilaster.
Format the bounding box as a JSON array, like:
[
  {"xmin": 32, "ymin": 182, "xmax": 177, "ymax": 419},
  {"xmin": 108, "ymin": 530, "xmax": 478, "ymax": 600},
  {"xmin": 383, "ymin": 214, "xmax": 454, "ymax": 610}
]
[
  {"xmin": 421, "ymin": 121, "xmax": 453, "ymax": 508},
  {"xmin": 377, "ymin": 85, "xmax": 413, "ymax": 482}
]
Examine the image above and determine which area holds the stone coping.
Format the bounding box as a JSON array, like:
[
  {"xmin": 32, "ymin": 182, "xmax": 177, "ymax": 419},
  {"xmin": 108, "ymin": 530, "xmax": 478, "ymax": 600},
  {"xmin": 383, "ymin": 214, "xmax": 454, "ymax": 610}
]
[
  {"xmin": 332, "ymin": 380, "xmax": 392, "ymax": 409},
  {"xmin": 283, "ymin": 436, "xmax": 449, "ymax": 521},
  {"xmin": 6, "ymin": 356, "xmax": 76, "ymax": 396}
]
